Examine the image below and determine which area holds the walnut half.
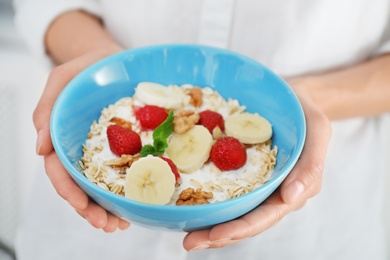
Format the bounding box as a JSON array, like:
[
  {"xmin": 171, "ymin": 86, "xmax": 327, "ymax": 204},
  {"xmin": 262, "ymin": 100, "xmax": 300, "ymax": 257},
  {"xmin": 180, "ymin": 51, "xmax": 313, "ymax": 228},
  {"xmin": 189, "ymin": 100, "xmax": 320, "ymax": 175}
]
[
  {"xmin": 176, "ymin": 188, "xmax": 213, "ymax": 206},
  {"xmin": 110, "ymin": 117, "xmax": 132, "ymax": 130},
  {"xmin": 173, "ymin": 110, "xmax": 200, "ymax": 134},
  {"xmin": 188, "ymin": 87, "xmax": 203, "ymax": 108},
  {"xmin": 103, "ymin": 154, "xmax": 139, "ymax": 170}
]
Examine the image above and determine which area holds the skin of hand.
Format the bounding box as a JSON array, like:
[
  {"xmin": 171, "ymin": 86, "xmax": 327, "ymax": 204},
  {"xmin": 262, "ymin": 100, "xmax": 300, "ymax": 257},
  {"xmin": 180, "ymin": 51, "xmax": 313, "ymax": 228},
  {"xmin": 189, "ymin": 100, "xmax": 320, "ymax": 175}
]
[
  {"xmin": 34, "ymin": 11, "xmax": 128, "ymax": 232},
  {"xmin": 34, "ymin": 48, "xmax": 130, "ymax": 232}
]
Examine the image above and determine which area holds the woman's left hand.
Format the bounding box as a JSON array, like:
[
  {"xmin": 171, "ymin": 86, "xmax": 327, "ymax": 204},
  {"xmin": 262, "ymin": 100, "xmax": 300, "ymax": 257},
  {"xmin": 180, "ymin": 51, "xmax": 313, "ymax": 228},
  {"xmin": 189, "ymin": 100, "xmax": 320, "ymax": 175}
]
[{"xmin": 183, "ymin": 83, "xmax": 332, "ymax": 251}]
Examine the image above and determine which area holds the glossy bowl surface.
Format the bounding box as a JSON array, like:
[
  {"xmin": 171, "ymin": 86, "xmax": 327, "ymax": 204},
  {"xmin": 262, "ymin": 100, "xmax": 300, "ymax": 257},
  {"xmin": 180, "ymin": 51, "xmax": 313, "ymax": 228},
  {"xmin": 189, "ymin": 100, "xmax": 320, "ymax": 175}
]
[{"xmin": 51, "ymin": 44, "xmax": 306, "ymax": 231}]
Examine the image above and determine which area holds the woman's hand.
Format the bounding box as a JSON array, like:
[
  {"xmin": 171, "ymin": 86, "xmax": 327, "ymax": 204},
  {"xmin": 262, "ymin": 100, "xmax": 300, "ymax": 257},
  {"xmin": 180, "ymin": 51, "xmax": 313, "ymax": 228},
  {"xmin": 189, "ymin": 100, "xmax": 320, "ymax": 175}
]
[
  {"xmin": 33, "ymin": 47, "xmax": 130, "ymax": 232},
  {"xmin": 183, "ymin": 83, "xmax": 332, "ymax": 251},
  {"xmin": 184, "ymin": 51, "xmax": 390, "ymax": 249},
  {"xmin": 33, "ymin": 10, "xmax": 131, "ymax": 232}
]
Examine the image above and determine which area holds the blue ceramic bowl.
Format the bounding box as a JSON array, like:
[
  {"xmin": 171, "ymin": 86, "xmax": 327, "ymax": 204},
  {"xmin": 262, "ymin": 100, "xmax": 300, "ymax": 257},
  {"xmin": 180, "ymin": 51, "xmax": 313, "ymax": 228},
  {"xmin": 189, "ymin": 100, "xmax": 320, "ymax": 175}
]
[{"xmin": 51, "ymin": 44, "xmax": 306, "ymax": 232}]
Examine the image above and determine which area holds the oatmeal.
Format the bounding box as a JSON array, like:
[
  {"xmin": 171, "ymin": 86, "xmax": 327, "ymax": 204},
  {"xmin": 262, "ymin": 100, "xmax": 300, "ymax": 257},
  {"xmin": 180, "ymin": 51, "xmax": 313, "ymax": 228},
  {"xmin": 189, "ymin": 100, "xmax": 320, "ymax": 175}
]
[{"xmin": 80, "ymin": 82, "xmax": 277, "ymax": 205}]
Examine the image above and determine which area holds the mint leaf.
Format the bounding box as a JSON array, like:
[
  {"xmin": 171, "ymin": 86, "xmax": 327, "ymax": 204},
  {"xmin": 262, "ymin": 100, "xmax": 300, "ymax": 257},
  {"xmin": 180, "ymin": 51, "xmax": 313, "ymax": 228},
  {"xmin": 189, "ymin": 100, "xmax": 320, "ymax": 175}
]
[
  {"xmin": 153, "ymin": 110, "xmax": 174, "ymax": 141},
  {"xmin": 154, "ymin": 139, "xmax": 168, "ymax": 153},
  {"xmin": 140, "ymin": 144, "xmax": 156, "ymax": 157},
  {"xmin": 140, "ymin": 111, "xmax": 174, "ymax": 157}
]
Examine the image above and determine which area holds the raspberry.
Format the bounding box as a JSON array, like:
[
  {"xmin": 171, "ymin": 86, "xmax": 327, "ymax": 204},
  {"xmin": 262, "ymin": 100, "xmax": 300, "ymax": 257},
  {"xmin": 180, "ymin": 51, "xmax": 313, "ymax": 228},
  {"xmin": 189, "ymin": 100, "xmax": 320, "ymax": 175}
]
[
  {"xmin": 198, "ymin": 110, "xmax": 225, "ymax": 133},
  {"xmin": 210, "ymin": 137, "xmax": 247, "ymax": 171},
  {"xmin": 107, "ymin": 125, "xmax": 142, "ymax": 156},
  {"xmin": 135, "ymin": 105, "xmax": 168, "ymax": 130},
  {"xmin": 160, "ymin": 157, "xmax": 181, "ymax": 185}
]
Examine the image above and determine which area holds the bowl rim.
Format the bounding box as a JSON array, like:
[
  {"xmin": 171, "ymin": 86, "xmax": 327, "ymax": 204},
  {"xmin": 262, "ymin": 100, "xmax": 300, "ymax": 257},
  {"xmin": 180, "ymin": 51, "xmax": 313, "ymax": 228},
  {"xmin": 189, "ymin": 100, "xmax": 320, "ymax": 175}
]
[{"xmin": 50, "ymin": 43, "xmax": 306, "ymax": 213}]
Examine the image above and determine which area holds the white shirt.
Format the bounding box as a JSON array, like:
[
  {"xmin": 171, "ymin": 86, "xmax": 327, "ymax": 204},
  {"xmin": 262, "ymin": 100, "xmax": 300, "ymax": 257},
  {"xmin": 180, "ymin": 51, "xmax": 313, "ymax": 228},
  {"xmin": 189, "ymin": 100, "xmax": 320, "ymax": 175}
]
[{"xmin": 13, "ymin": 1, "xmax": 390, "ymax": 259}]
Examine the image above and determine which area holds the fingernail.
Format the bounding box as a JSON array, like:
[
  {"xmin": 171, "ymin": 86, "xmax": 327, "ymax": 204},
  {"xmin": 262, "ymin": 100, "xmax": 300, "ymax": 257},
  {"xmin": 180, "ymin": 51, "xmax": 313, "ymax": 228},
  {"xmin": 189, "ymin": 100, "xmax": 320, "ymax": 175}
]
[
  {"xmin": 36, "ymin": 130, "xmax": 44, "ymax": 154},
  {"xmin": 285, "ymin": 181, "xmax": 305, "ymax": 204},
  {"xmin": 189, "ymin": 243, "xmax": 210, "ymax": 251}
]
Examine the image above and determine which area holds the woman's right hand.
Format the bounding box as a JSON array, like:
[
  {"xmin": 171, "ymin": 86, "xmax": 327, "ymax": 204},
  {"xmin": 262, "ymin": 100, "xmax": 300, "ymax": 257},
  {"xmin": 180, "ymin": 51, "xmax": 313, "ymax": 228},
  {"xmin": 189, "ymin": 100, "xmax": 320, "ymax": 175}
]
[
  {"xmin": 33, "ymin": 47, "xmax": 130, "ymax": 232},
  {"xmin": 33, "ymin": 10, "xmax": 131, "ymax": 232}
]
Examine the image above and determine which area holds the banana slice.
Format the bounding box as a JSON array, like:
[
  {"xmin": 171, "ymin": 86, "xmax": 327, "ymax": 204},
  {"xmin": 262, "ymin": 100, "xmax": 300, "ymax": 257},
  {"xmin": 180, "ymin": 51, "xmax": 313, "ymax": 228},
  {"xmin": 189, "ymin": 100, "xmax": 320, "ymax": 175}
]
[
  {"xmin": 124, "ymin": 156, "xmax": 175, "ymax": 205},
  {"xmin": 166, "ymin": 125, "xmax": 213, "ymax": 173},
  {"xmin": 225, "ymin": 112, "xmax": 272, "ymax": 144},
  {"xmin": 134, "ymin": 82, "xmax": 185, "ymax": 109}
]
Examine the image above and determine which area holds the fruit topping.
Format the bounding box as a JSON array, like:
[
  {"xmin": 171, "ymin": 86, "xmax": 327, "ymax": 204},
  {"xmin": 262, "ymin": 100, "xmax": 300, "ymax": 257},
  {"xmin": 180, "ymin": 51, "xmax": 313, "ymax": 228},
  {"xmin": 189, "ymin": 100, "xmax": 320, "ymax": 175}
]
[
  {"xmin": 225, "ymin": 112, "xmax": 272, "ymax": 144},
  {"xmin": 135, "ymin": 105, "xmax": 168, "ymax": 130},
  {"xmin": 135, "ymin": 82, "xmax": 186, "ymax": 109},
  {"xmin": 210, "ymin": 136, "xmax": 247, "ymax": 171},
  {"xmin": 160, "ymin": 157, "xmax": 181, "ymax": 185},
  {"xmin": 198, "ymin": 110, "xmax": 225, "ymax": 133},
  {"xmin": 140, "ymin": 111, "xmax": 174, "ymax": 157},
  {"xmin": 124, "ymin": 156, "xmax": 176, "ymax": 205},
  {"xmin": 107, "ymin": 125, "xmax": 142, "ymax": 156},
  {"xmin": 166, "ymin": 125, "xmax": 213, "ymax": 173}
]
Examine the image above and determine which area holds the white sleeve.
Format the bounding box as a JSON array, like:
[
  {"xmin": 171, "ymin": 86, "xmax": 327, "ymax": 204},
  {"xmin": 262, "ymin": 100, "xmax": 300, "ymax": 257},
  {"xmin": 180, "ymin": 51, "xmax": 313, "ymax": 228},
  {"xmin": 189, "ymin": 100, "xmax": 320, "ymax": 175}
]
[
  {"xmin": 374, "ymin": 20, "xmax": 390, "ymax": 56},
  {"xmin": 13, "ymin": 0, "xmax": 102, "ymax": 66}
]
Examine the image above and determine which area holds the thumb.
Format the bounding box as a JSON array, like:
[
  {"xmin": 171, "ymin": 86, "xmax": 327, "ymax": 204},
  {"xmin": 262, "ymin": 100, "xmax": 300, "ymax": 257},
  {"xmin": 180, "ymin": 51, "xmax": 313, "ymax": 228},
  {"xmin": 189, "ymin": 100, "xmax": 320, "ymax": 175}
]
[
  {"xmin": 33, "ymin": 71, "xmax": 64, "ymax": 155},
  {"xmin": 280, "ymin": 90, "xmax": 331, "ymax": 205},
  {"xmin": 33, "ymin": 64, "xmax": 77, "ymax": 155}
]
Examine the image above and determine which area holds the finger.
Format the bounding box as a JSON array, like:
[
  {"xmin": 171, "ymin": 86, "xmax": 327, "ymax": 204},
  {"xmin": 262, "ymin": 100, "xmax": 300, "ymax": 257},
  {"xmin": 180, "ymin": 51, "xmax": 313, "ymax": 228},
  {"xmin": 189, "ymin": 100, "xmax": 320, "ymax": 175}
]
[
  {"xmin": 184, "ymin": 167, "xmax": 324, "ymax": 250},
  {"xmin": 288, "ymin": 177, "xmax": 322, "ymax": 212},
  {"xmin": 44, "ymin": 152, "xmax": 89, "ymax": 210},
  {"xmin": 184, "ymin": 230, "xmax": 240, "ymax": 251},
  {"xmin": 185, "ymin": 229, "xmax": 239, "ymax": 251},
  {"xmin": 184, "ymin": 230, "xmax": 210, "ymax": 251},
  {"xmin": 76, "ymin": 208, "xmax": 130, "ymax": 231},
  {"xmin": 280, "ymin": 91, "xmax": 331, "ymax": 205},
  {"xmin": 76, "ymin": 201, "xmax": 108, "ymax": 229},
  {"xmin": 33, "ymin": 65, "xmax": 79, "ymax": 155},
  {"xmin": 45, "ymin": 152, "xmax": 128, "ymax": 231},
  {"xmin": 102, "ymin": 213, "xmax": 119, "ymax": 233},
  {"xmin": 118, "ymin": 219, "xmax": 131, "ymax": 230},
  {"xmin": 35, "ymin": 124, "xmax": 52, "ymax": 156},
  {"xmin": 183, "ymin": 191, "xmax": 289, "ymax": 251},
  {"xmin": 101, "ymin": 213, "xmax": 131, "ymax": 232}
]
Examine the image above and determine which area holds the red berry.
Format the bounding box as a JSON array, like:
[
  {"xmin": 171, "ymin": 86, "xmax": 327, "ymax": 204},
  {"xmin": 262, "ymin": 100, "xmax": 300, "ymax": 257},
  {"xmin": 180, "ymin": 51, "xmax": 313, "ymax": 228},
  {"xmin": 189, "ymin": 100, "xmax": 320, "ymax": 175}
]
[
  {"xmin": 107, "ymin": 125, "xmax": 142, "ymax": 156},
  {"xmin": 160, "ymin": 157, "xmax": 181, "ymax": 185},
  {"xmin": 135, "ymin": 105, "xmax": 168, "ymax": 130},
  {"xmin": 210, "ymin": 137, "xmax": 247, "ymax": 171},
  {"xmin": 198, "ymin": 110, "xmax": 225, "ymax": 133}
]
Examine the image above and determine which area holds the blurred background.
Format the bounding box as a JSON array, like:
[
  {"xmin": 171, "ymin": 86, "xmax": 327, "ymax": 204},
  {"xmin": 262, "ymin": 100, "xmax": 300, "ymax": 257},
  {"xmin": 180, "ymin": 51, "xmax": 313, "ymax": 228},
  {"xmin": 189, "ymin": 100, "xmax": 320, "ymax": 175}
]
[
  {"xmin": 1, "ymin": 1, "xmax": 390, "ymax": 259},
  {"xmin": 0, "ymin": 0, "xmax": 46, "ymax": 259}
]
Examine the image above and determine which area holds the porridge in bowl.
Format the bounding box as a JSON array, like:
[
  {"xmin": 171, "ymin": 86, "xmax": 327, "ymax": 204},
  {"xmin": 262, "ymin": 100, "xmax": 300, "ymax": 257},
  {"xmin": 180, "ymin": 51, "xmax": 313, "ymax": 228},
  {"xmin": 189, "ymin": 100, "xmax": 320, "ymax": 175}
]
[{"xmin": 79, "ymin": 82, "xmax": 278, "ymax": 205}]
